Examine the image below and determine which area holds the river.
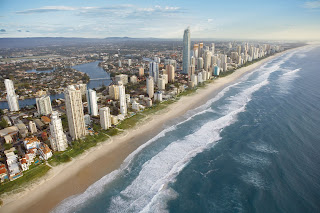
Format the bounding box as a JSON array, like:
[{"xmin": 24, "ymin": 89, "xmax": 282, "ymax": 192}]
[{"xmin": 0, "ymin": 61, "xmax": 112, "ymax": 109}]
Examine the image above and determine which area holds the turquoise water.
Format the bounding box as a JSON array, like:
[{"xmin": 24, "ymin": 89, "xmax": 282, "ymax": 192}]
[{"xmin": 53, "ymin": 46, "xmax": 320, "ymax": 213}]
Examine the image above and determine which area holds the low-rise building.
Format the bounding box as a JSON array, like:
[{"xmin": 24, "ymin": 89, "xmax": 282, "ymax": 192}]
[
  {"xmin": 38, "ymin": 143, "xmax": 52, "ymax": 160},
  {"xmin": 24, "ymin": 137, "xmax": 40, "ymax": 150},
  {"xmin": 0, "ymin": 163, "xmax": 9, "ymax": 183}
]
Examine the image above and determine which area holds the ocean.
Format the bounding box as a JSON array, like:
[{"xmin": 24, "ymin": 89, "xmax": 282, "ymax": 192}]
[{"xmin": 53, "ymin": 45, "xmax": 320, "ymax": 213}]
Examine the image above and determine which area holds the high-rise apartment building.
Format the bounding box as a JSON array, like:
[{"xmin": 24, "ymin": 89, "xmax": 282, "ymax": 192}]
[
  {"xmin": 167, "ymin": 65, "xmax": 175, "ymax": 82},
  {"xmin": 109, "ymin": 85, "xmax": 120, "ymax": 100},
  {"xmin": 4, "ymin": 79, "xmax": 19, "ymax": 112},
  {"xmin": 119, "ymin": 82, "xmax": 127, "ymax": 115},
  {"xmin": 115, "ymin": 74, "xmax": 128, "ymax": 85},
  {"xmin": 99, "ymin": 107, "xmax": 111, "ymax": 130},
  {"xmin": 183, "ymin": 27, "xmax": 191, "ymax": 74},
  {"xmin": 49, "ymin": 111, "xmax": 68, "ymax": 151},
  {"xmin": 139, "ymin": 67, "xmax": 144, "ymax": 77},
  {"xmin": 146, "ymin": 76, "xmax": 154, "ymax": 98},
  {"xmin": 36, "ymin": 96, "xmax": 52, "ymax": 115},
  {"xmin": 149, "ymin": 62, "xmax": 159, "ymax": 83},
  {"xmin": 29, "ymin": 121, "xmax": 37, "ymax": 134},
  {"xmin": 64, "ymin": 85, "xmax": 86, "ymax": 140},
  {"xmin": 86, "ymin": 89, "xmax": 98, "ymax": 116}
]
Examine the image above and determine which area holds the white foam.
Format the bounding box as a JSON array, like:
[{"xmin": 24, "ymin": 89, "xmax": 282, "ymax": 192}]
[
  {"xmin": 241, "ymin": 171, "xmax": 268, "ymax": 189},
  {"xmin": 233, "ymin": 153, "xmax": 271, "ymax": 168},
  {"xmin": 248, "ymin": 142, "xmax": 278, "ymax": 154},
  {"xmin": 277, "ymin": 68, "xmax": 301, "ymax": 94},
  {"xmin": 108, "ymin": 77, "xmax": 273, "ymax": 213}
]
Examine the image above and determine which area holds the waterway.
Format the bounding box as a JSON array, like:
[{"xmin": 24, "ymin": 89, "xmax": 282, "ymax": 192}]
[{"xmin": 0, "ymin": 61, "xmax": 112, "ymax": 109}]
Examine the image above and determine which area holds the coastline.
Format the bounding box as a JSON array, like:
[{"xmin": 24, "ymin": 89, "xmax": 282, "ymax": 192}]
[{"xmin": 0, "ymin": 48, "xmax": 297, "ymax": 213}]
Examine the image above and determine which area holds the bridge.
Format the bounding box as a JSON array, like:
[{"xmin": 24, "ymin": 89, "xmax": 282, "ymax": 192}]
[{"xmin": 90, "ymin": 78, "xmax": 111, "ymax": 81}]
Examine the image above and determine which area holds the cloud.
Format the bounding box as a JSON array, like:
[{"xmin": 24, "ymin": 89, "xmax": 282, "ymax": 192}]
[
  {"xmin": 17, "ymin": 29, "xmax": 22, "ymax": 32},
  {"xmin": 16, "ymin": 5, "xmax": 181, "ymax": 16},
  {"xmin": 16, "ymin": 6, "xmax": 78, "ymax": 14},
  {"xmin": 304, "ymin": 1, "xmax": 320, "ymax": 8},
  {"xmin": 0, "ymin": 29, "xmax": 6, "ymax": 32}
]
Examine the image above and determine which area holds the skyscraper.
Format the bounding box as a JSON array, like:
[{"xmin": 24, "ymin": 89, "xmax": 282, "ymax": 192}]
[
  {"xmin": 118, "ymin": 82, "xmax": 127, "ymax": 115},
  {"xmin": 167, "ymin": 65, "xmax": 175, "ymax": 82},
  {"xmin": 64, "ymin": 85, "xmax": 86, "ymax": 140},
  {"xmin": 149, "ymin": 62, "xmax": 159, "ymax": 83},
  {"xmin": 139, "ymin": 67, "xmax": 144, "ymax": 77},
  {"xmin": 49, "ymin": 111, "xmax": 68, "ymax": 151},
  {"xmin": 99, "ymin": 107, "xmax": 111, "ymax": 130},
  {"xmin": 4, "ymin": 79, "xmax": 19, "ymax": 112},
  {"xmin": 182, "ymin": 27, "xmax": 191, "ymax": 75},
  {"xmin": 146, "ymin": 76, "xmax": 154, "ymax": 98},
  {"xmin": 86, "ymin": 89, "xmax": 98, "ymax": 116},
  {"xmin": 36, "ymin": 96, "xmax": 52, "ymax": 115}
]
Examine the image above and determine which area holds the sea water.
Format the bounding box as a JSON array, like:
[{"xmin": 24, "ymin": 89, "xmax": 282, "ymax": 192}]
[{"xmin": 53, "ymin": 45, "xmax": 320, "ymax": 213}]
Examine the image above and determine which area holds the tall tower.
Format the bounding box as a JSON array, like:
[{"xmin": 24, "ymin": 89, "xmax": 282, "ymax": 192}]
[
  {"xmin": 64, "ymin": 85, "xmax": 86, "ymax": 140},
  {"xmin": 167, "ymin": 65, "xmax": 175, "ymax": 82},
  {"xmin": 86, "ymin": 89, "xmax": 98, "ymax": 116},
  {"xmin": 118, "ymin": 82, "xmax": 127, "ymax": 115},
  {"xmin": 49, "ymin": 111, "xmax": 68, "ymax": 151},
  {"xmin": 36, "ymin": 96, "xmax": 52, "ymax": 115},
  {"xmin": 4, "ymin": 79, "xmax": 19, "ymax": 112},
  {"xmin": 182, "ymin": 27, "xmax": 191, "ymax": 75},
  {"xmin": 146, "ymin": 76, "xmax": 154, "ymax": 98},
  {"xmin": 149, "ymin": 62, "xmax": 159, "ymax": 83},
  {"xmin": 99, "ymin": 107, "xmax": 111, "ymax": 130}
]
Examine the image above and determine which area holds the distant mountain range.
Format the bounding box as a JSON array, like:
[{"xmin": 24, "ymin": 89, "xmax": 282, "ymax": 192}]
[{"xmin": 0, "ymin": 37, "xmax": 173, "ymax": 48}]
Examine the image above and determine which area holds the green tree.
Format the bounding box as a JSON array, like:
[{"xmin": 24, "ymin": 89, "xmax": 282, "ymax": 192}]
[{"xmin": 0, "ymin": 118, "xmax": 8, "ymax": 129}]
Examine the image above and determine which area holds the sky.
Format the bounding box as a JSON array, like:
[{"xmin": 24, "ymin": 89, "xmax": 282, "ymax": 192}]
[{"xmin": 0, "ymin": 0, "xmax": 320, "ymax": 40}]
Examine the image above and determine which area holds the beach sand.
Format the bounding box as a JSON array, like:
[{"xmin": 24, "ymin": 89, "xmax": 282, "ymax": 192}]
[{"xmin": 0, "ymin": 50, "xmax": 291, "ymax": 213}]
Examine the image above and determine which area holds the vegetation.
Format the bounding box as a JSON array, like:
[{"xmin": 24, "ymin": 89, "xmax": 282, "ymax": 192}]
[
  {"xmin": 3, "ymin": 143, "xmax": 12, "ymax": 150},
  {"xmin": 0, "ymin": 164, "xmax": 51, "ymax": 196},
  {"xmin": 48, "ymin": 129, "xmax": 118, "ymax": 166},
  {"xmin": 0, "ymin": 118, "xmax": 8, "ymax": 129},
  {"xmin": 117, "ymin": 113, "xmax": 145, "ymax": 130},
  {"xmin": 60, "ymin": 114, "xmax": 69, "ymax": 131}
]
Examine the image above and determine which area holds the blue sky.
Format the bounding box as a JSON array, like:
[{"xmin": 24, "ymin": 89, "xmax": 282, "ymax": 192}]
[{"xmin": 0, "ymin": 0, "xmax": 320, "ymax": 40}]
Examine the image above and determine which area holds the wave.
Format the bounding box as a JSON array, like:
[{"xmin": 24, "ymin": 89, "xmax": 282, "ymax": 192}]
[
  {"xmin": 248, "ymin": 141, "xmax": 278, "ymax": 154},
  {"xmin": 233, "ymin": 153, "xmax": 271, "ymax": 168},
  {"xmin": 108, "ymin": 80, "xmax": 272, "ymax": 213},
  {"xmin": 52, "ymin": 48, "xmax": 296, "ymax": 213},
  {"xmin": 241, "ymin": 171, "xmax": 268, "ymax": 189}
]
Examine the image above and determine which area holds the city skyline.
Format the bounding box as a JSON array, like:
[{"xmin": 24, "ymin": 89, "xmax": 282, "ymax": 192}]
[{"xmin": 0, "ymin": 0, "xmax": 320, "ymax": 40}]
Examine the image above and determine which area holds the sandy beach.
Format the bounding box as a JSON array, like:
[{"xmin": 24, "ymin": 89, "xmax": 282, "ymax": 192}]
[{"xmin": 0, "ymin": 49, "xmax": 292, "ymax": 213}]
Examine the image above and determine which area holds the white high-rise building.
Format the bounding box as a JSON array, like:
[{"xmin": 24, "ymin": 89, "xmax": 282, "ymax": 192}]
[
  {"xmin": 4, "ymin": 79, "xmax": 19, "ymax": 112},
  {"xmin": 29, "ymin": 121, "xmax": 37, "ymax": 134},
  {"xmin": 100, "ymin": 107, "xmax": 111, "ymax": 130},
  {"xmin": 36, "ymin": 96, "xmax": 52, "ymax": 115},
  {"xmin": 115, "ymin": 74, "xmax": 128, "ymax": 85},
  {"xmin": 64, "ymin": 85, "xmax": 86, "ymax": 140},
  {"xmin": 49, "ymin": 111, "xmax": 68, "ymax": 151},
  {"xmin": 146, "ymin": 76, "xmax": 154, "ymax": 98},
  {"xmin": 158, "ymin": 77, "xmax": 166, "ymax": 90},
  {"xmin": 119, "ymin": 82, "xmax": 127, "ymax": 115},
  {"xmin": 86, "ymin": 89, "xmax": 98, "ymax": 116}
]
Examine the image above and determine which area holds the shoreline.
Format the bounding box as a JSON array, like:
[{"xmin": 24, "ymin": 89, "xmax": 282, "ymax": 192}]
[{"xmin": 0, "ymin": 48, "xmax": 297, "ymax": 213}]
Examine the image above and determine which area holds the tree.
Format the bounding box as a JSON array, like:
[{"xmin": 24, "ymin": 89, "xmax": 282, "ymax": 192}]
[
  {"xmin": 0, "ymin": 109, "xmax": 4, "ymax": 116},
  {"xmin": 0, "ymin": 118, "xmax": 8, "ymax": 129}
]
